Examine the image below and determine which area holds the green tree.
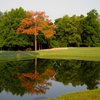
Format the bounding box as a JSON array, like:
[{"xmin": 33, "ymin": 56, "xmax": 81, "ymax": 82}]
[
  {"xmin": 81, "ymin": 9, "xmax": 100, "ymax": 47},
  {"xmin": 53, "ymin": 15, "xmax": 82, "ymax": 47},
  {"xmin": 0, "ymin": 11, "xmax": 3, "ymax": 49},
  {"xmin": 0, "ymin": 7, "xmax": 33, "ymax": 50}
]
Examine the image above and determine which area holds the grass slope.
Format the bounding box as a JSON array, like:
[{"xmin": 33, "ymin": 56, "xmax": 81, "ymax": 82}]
[
  {"xmin": 48, "ymin": 89, "xmax": 100, "ymax": 100},
  {"xmin": 37, "ymin": 47, "xmax": 100, "ymax": 61}
]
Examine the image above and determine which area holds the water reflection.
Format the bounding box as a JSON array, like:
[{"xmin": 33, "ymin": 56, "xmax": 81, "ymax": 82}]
[
  {"xmin": 54, "ymin": 60, "xmax": 100, "ymax": 89},
  {"xmin": 18, "ymin": 61, "xmax": 55, "ymax": 95},
  {"xmin": 0, "ymin": 59, "xmax": 100, "ymax": 97}
]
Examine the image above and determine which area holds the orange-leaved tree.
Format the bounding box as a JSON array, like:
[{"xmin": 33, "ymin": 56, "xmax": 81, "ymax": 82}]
[{"xmin": 17, "ymin": 11, "xmax": 56, "ymax": 51}]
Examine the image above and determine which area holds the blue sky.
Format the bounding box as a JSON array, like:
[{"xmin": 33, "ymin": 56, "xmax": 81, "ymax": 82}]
[{"xmin": 0, "ymin": 0, "xmax": 100, "ymax": 21}]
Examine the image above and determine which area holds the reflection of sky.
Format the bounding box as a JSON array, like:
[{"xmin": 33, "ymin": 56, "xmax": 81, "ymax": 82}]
[{"xmin": 0, "ymin": 80, "xmax": 87, "ymax": 100}]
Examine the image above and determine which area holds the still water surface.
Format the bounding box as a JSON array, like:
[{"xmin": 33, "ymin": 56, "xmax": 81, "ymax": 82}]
[{"xmin": 0, "ymin": 59, "xmax": 100, "ymax": 100}]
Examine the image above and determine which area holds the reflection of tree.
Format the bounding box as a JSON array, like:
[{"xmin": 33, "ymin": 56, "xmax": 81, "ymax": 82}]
[
  {"xmin": 0, "ymin": 61, "xmax": 32, "ymax": 95},
  {"xmin": 0, "ymin": 59, "xmax": 55, "ymax": 96},
  {"xmin": 0, "ymin": 59, "xmax": 100, "ymax": 97},
  {"xmin": 55, "ymin": 60, "xmax": 100, "ymax": 90},
  {"xmin": 18, "ymin": 69, "xmax": 55, "ymax": 94},
  {"xmin": 54, "ymin": 60, "xmax": 82, "ymax": 86},
  {"xmin": 80, "ymin": 61, "xmax": 100, "ymax": 89}
]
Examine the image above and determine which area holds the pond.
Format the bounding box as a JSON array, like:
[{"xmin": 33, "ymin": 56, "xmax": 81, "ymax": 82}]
[{"xmin": 0, "ymin": 59, "xmax": 100, "ymax": 100}]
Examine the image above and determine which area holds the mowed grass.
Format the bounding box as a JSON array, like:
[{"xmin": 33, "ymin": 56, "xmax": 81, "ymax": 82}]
[
  {"xmin": 48, "ymin": 89, "xmax": 100, "ymax": 100},
  {"xmin": 0, "ymin": 47, "xmax": 100, "ymax": 61},
  {"xmin": 0, "ymin": 51, "xmax": 37, "ymax": 61},
  {"xmin": 37, "ymin": 47, "xmax": 100, "ymax": 61}
]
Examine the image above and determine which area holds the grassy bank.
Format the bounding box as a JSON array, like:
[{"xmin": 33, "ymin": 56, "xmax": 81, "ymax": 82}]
[
  {"xmin": 0, "ymin": 51, "xmax": 37, "ymax": 61},
  {"xmin": 0, "ymin": 47, "xmax": 100, "ymax": 61},
  {"xmin": 37, "ymin": 47, "xmax": 100, "ymax": 61},
  {"xmin": 48, "ymin": 89, "xmax": 100, "ymax": 100}
]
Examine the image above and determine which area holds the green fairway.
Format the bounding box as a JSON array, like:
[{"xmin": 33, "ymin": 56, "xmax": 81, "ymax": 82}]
[
  {"xmin": 37, "ymin": 47, "xmax": 100, "ymax": 61},
  {"xmin": 48, "ymin": 89, "xmax": 100, "ymax": 100},
  {"xmin": 0, "ymin": 47, "xmax": 100, "ymax": 61},
  {"xmin": 0, "ymin": 51, "xmax": 37, "ymax": 61}
]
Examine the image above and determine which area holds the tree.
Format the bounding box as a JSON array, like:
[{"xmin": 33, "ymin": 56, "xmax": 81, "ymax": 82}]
[
  {"xmin": 0, "ymin": 11, "xmax": 3, "ymax": 50},
  {"xmin": 0, "ymin": 7, "xmax": 33, "ymax": 50},
  {"xmin": 81, "ymin": 9, "xmax": 100, "ymax": 47},
  {"xmin": 17, "ymin": 11, "xmax": 56, "ymax": 51},
  {"xmin": 53, "ymin": 15, "xmax": 82, "ymax": 47}
]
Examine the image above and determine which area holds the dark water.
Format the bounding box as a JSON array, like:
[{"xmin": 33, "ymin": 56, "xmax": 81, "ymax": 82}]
[{"xmin": 0, "ymin": 59, "xmax": 100, "ymax": 100}]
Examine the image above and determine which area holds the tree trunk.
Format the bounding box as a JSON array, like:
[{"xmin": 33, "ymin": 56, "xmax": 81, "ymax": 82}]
[{"xmin": 34, "ymin": 34, "xmax": 37, "ymax": 51}]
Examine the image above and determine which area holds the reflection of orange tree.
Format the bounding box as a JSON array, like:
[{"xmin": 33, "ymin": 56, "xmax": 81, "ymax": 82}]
[{"xmin": 18, "ymin": 69, "xmax": 55, "ymax": 94}]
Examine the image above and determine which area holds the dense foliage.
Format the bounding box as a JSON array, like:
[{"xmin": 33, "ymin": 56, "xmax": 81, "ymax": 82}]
[
  {"xmin": 52, "ymin": 9, "xmax": 100, "ymax": 47},
  {"xmin": 0, "ymin": 7, "xmax": 33, "ymax": 50},
  {"xmin": 0, "ymin": 8, "xmax": 100, "ymax": 50}
]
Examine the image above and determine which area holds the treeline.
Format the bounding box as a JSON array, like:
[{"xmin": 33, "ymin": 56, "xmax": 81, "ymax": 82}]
[{"xmin": 0, "ymin": 7, "xmax": 100, "ymax": 50}]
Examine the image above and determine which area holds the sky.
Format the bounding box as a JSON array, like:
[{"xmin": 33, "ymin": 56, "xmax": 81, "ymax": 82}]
[{"xmin": 0, "ymin": 0, "xmax": 100, "ymax": 21}]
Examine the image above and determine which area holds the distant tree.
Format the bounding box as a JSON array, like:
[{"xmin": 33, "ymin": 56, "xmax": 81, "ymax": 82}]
[
  {"xmin": 81, "ymin": 9, "xmax": 100, "ymax": 47},
  {"xmin": 53, "ymin": 15, "xmax": 82, "ymax": 47},
  {"xmin": 0, "ymin": 11, "xmax": 3, "ymax": 49},
  {"xmin": 0, "ymin": 7, "xmax": 33, "ymax": 50},
  {"xmin": 17, "ymin": 11, "xmax": 56, "ymax": 50},
  {"xmin": 53, "ymin": 9, "xmax": 100, "ymax": 47}
]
